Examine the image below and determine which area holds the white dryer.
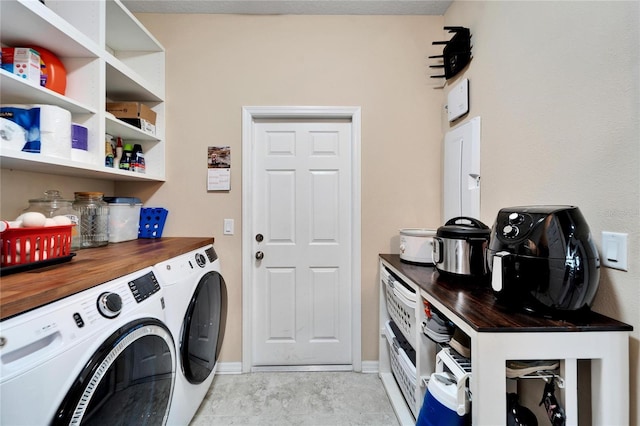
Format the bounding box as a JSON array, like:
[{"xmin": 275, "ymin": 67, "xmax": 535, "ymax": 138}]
[
  {"xmin": 0, "ymin": 267, "xmax": 176, "ymax": 425},
  {"xmin": 154, "ymin": 244, "xmax": 227, "ymax": 426}
]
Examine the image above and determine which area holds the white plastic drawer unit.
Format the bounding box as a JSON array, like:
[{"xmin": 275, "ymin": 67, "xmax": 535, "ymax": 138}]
[{"xmin": 381, "ymin": 266, "xmax": 417, "ymax": 348}]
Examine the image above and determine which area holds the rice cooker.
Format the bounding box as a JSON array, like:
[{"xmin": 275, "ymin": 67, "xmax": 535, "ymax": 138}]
[
  {"xmin": 399, "ymin": 229, "xmax": 437, "ymax": 265},
  {"xmin": 488, "ymin": 205, "xmax": 600, "ymax": 318},
  {"xmin": 433, "ymin": 217, "xmax": 491, "ymax": 280}
]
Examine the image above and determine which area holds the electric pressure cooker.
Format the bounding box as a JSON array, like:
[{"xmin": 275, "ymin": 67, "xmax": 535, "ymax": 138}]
[
  {"xmin": 433, "ymin": 217, "xmax": 491, "ymax": 280},
  {"xmin": 488, "ymin": 205, "xmax": 600, "ymax": 318}
]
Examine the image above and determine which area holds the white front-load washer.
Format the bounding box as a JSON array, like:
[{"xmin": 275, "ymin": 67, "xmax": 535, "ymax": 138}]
[
  {"xmin": 153, "ymin": 244, "xmax": 227, "ymax": 426},
  {"xmin": 0, "ymin": 267, "xmax": 176, "ymax": 426}
]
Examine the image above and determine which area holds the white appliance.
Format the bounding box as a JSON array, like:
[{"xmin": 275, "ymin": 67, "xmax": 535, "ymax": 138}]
[
  {"xmin": 399, "ymin": 228, "xmax": 436, "ymax": 264},
  {"xmin": 443, "ymin": 116, "xmax": 481, "ymax": 222},
  {"xmin": 154, "ymin": 244, "xmax": 227, "ymax": 426},
  {"xmin": 0, "ymin": 267, "xmax": 175, "ymax": 425}
]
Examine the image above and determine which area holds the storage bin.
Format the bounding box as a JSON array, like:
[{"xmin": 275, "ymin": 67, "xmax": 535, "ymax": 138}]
[
  {"xmin": 384, "ymin": 319, "xmax": 418, "ymax": 419},
  {"xmin": 382, "ymin": 266, "xmax": 417, "ymax": 347},
  {"xmin": 416, "ymin": 372, "xmax": 471, "ymax": 426},
  {"xmin": 104, "ymin": 197, "xmax": 142, "ymax": 243},
  {"xmin": 0, "ymin": 225, "xmax": 73, "ymax": 267},
  {"xmin": 138, "ymin": 208, "xmax": 168, "ymax": 238}
]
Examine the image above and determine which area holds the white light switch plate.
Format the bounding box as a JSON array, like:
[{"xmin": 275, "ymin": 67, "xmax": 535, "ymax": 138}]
[
  {"xmin": 224, "ymin": 219, "xmax": 234, "ymax": 235},
  {"xmin": 447, "ymin": 78, "xmax": 469, "ymax": 122},
  {"xmin": 601, "ymin": 231, "xmax": 627, "ymax": 271}
]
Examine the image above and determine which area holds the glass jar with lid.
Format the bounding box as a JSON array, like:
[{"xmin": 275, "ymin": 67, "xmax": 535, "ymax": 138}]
[
  {"xmin": 73, "ymin": 192, "xmax": 109, "ymax": 248},
  {"xmin": 24, "ymin": 190, "xmax": 81, "ymax": 250}
]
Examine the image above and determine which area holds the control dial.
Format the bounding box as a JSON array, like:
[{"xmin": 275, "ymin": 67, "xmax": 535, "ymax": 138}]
[
  {"xmin": 502, "ymin": 224, "xmax": 519, "ymax": 238},
  {"xmin": 508, "ymin": 212, "xmax": 524, "ymax": 225},
  {"xmin": 97, "ymin": 292, "xmax": 122, "ymax": 318},
  {"xmin": 195, "ymin": 253, "xmax": 207, "ymax": 268}
]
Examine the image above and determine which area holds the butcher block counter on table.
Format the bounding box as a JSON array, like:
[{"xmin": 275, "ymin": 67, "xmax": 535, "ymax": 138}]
[
  {"xmin": 0, "ymin": 237, "xmax": 213, "ymax": 321},
  {"xmin": 379, "ymin": 254, "xmax": 633, "ymax": 425}
]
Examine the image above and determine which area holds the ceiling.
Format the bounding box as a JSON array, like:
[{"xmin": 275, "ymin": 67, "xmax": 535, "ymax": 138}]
[{"xmin": 121, "ymin": 0, "xmax": 454, "ymax": 16}]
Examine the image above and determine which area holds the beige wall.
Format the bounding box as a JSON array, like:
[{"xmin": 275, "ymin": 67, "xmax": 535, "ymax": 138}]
[
  {"xmin": 443, "ymin": 1, "xmax": 639, "ymax": 424},
  {"xmin": 124, "ymin": 14, "xmax": 446, "ymax": 365}
]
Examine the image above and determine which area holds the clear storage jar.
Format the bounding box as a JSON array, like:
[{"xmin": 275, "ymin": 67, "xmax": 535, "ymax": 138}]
[
  {"xmin": 24, "ymin": 190, "xmax": 81, "ymax": 250},
  {"xmin": 73, "ymin": 192, "xmax": 109, "ymax": 248}
]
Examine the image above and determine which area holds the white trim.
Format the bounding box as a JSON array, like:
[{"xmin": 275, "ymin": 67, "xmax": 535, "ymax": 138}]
[
  {"xmin": 215, "ymin": 362, "xmax": 243, "ymax": 375},
  {"xmin": 242, "ymin": 106, "xmax": 362, "ymax": 373},
  {"xmin": 361, "ymin": 361, "xmax": 380, "ymax": 374}
]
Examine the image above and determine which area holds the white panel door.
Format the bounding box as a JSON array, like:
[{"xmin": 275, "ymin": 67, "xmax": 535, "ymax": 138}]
[{"xmin": 252, "ymin": 121, "xmax": 352, "ymax": 366}]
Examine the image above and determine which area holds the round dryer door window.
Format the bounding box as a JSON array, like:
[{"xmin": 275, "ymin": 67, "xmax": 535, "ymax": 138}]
[
  {"xmin": 53, "ymin": 318, "xmax": 176, "ymax": 425},
  {"xmin": 181, "ymin": 271, "xmax": 228, "ymax": 384}
]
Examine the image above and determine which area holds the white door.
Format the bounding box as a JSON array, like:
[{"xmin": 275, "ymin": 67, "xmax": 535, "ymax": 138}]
[{"xmin": 251, "ymin": 119, "xmax": 352, "ymax": 366}]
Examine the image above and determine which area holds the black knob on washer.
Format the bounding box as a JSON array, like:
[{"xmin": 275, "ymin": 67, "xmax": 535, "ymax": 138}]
[{"xmin": 97, "ymin": 292, "xmax": 123, "ymax": 318}]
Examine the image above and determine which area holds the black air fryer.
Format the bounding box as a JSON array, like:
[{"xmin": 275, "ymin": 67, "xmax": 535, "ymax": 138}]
[{"xmin": 488, "ymin": 206, "xmax": 600, "ymax": 318}]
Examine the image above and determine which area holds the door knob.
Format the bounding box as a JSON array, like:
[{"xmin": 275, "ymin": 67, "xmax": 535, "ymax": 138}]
[{"xmin": 255, "ymin": 251, "xmax": 264, "ymax": 260}]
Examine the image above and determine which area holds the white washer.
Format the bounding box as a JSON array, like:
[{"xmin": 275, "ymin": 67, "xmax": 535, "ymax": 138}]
[
  {"xmin": 154, "ymin": 244, "xmax": 227, "ymax": 426},
  {"xmin": 0, "ymin": 267, "xmax": 176, "ymax": 426}
]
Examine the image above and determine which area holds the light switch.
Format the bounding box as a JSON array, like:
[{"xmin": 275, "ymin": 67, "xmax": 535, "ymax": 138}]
[
  {"xmin": 601, "ymin": 231, "xmax": 628, "ymax": 271},
  {"xmin": 224, "ymin": 219, "xmax": 234, "ymax": 235}
]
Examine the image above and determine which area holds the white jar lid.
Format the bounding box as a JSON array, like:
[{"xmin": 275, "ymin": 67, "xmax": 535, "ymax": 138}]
[{"xmin": 400, "ymin": 228, "xmax": 437, "ymax": 237}]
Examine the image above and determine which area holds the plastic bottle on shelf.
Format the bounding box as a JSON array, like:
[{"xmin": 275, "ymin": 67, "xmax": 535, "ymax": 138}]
[
  {"xmin": 113, "ymin": 137, "xmax": 123, "ymax": 169},
  {"xmin": 105, "ymin": 136, "xmax": 114, "ymax": 168},
  {"xmin": 120, "ymin": 143, "xmax": 134, "ymax": 171},
  {"xmin": 132, "ymin": 144, "xmax": 145, "ymax": 173}
]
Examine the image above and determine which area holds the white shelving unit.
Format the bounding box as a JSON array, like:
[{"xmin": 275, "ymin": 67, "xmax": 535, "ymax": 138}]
[
  {"xmin": 379, "ymin": 254, "xmax": 633, "ymax": 426},
  {"xmin": 0, "ymin": 0, "xmax": 165, "ymax": 182}
]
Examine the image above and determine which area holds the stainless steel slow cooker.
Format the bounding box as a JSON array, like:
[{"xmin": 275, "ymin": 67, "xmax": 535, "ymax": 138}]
[
  {"xmin": 433, "ymin": 217, "xmax": 491, "ymax": 280},
  {"xmin": 399, "ymin": 228, "xmax": 437, "ymax": 265}
]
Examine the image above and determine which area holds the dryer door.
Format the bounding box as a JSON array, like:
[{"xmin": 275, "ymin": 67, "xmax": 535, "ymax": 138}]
[
  {"xmin": 53, "ymin": 318, "xmax": 175, "ymax": 426},
  {"xmin": 181, "ymin": 270, "xmax": 228, "ymax": 384}
]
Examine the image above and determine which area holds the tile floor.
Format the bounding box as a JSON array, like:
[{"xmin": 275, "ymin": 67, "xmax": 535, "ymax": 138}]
[{"xmin": 190, "ymin": 372, "xmax": 400, "ymax": 425}]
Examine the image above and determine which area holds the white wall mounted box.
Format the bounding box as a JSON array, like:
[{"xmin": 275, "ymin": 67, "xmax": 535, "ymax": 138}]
[
  {"xmin": 443, "ymin": 116, "xmax": 481, "ymax": 222},
  {"xmin": 447, "ymin": 78, "xmax": 469, "ymax": 122}
]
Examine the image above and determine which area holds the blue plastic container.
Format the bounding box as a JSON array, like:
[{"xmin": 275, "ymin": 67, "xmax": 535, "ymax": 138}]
[
  {"xmin": 416, "ymin": 373, "xmax": 470, "ymax": 426},
  {"xmin": 138, "ymin": 208, "xmax": 168, "ymax": 238}
]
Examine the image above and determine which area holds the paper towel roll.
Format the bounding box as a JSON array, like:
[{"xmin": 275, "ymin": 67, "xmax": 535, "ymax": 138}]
[
  {"xmin": 0, "ymin": 104, "xmax": 71, "ymax": 159},
  {"xmin": 0, "ymin": 117, "xmax": 28, "ymax": 151}
]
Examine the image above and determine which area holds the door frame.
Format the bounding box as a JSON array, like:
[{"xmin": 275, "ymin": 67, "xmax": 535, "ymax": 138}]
[{"xmin": 241, "ymin": 106, "xmax": 362, "ymax": 373}]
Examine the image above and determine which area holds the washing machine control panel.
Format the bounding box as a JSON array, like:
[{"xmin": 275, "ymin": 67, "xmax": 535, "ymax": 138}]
[{"xmin": 128, "ymin": 271, "xmax": 161, "ymax": 303}]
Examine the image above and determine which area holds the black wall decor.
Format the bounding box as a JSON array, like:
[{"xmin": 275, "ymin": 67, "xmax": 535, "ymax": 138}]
[{"xmin": 430, "ymin": 26, "xmax": 472, "ymax": 80}]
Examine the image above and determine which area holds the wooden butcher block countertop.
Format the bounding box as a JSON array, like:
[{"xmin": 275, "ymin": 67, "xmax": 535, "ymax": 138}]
[{"xmin": 0, "ymin": 237, "xmax": 213, "ymax": 321}]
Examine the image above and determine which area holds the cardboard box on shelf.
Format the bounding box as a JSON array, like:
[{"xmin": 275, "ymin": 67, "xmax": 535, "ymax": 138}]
[
  {"xmin": 1, "ymin": 48, "xmax": 41, "ymax": 86},
  {"xmin": 106, "ymin": 102, "xmax": 157, "ymax": 125},
  {"xmin": 120, "ymin": 118, "xmax": 156, "ymax": 136}
]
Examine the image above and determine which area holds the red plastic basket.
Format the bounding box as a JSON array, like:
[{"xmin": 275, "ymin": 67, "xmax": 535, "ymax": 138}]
[{"xmin": 0, "ymin": 225, "xmax": 73, "ymax": 267}]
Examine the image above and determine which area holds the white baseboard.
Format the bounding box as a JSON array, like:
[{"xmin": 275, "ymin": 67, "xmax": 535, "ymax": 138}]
[
  {"xmin": 217, "ymin": 361, "xmax": 379, "ymax": 374},
  {"xmin": 361, "ymin": 360, "xmax": 379, "ymax": 373},
  {"xmin": 215, "ymin": 362, "xmax": 243, "ymax": 374}
]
